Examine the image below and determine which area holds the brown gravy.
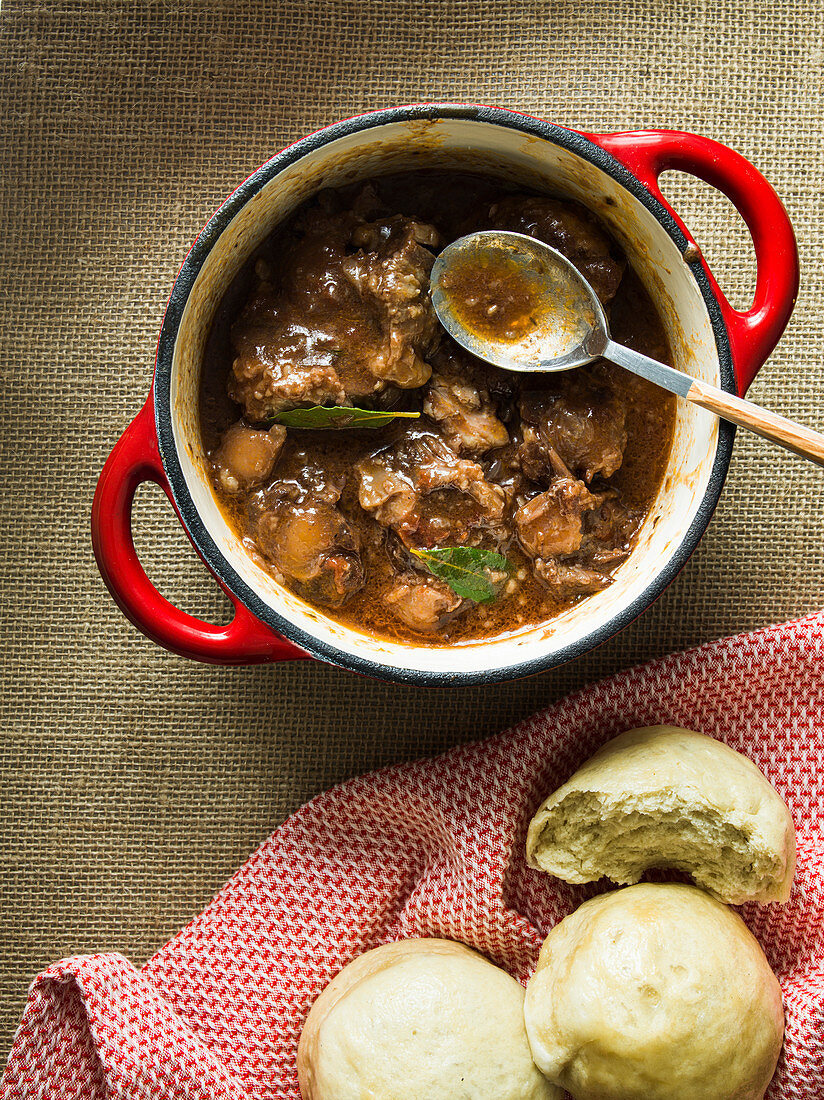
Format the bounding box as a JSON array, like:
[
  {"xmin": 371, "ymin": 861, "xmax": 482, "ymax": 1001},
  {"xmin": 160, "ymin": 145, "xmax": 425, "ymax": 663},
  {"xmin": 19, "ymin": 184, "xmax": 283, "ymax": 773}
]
[{"xmin": 440, "ymin": 245, "xmax": 550, "ymax": 344}]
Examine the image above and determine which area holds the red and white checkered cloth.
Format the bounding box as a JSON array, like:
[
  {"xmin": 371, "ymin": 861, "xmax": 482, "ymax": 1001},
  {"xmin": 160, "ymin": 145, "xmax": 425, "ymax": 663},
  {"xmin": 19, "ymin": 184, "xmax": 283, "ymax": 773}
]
[{"xmin": 3, "ymin": 613, "xmax": 824, "ymax": 1099}]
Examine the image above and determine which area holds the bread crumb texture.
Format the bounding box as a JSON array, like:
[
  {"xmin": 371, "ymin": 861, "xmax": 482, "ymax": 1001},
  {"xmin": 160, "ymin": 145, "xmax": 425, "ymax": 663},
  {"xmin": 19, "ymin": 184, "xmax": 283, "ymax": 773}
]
[{"xmin": 526, "ymin": 726, "xmax": 795, "ymax": 904}]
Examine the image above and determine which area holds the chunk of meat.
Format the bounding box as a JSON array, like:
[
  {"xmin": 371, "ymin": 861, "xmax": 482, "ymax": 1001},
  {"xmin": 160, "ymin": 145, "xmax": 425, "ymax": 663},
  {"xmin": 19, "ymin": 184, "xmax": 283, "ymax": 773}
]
[
  {"xmin": 383, "ymin": 574, "xmax": 463, "ymax": 634},
  {"xmin": 253, "ymin": 473, "xmax": 364, "ymax": 608},
  {"xmin": 518, "ymin": 425, "xmax": 574, "ymax": 485},
  {"xmin": 229, "ymin": 212, "xmax": 440, "ymax": 420},
  {"xmin": 580, "ymin": 495, "xmax": 642, "ymax": 567},
  {"xmin": 209, "ymin": 422, "xmax": 286, "ymax": 494},
  {"xmin": 357, "ymin": 428, "xmax": 506, "ymax": 548},
  {"xmin": 349, "ymin": 215, "xmax": 440, "ymax": 253},
  {"xmin": 515, "ymin": 477, "xmax": 600, "ymax": 559},
  {"xmin": 344, "ymin": 215, "xmax": 441, "ymax": 387},
  {"xmin": 534, "ymin": 558, "xmax": 612, "ymax": 598},
  {"xmin": 486, "ymin": 195, "xmax": 626, "ymax": 304},
  {"xmin": 482, "ymin": 428, "xmax": 532, "ymax": 513},
  {"xmin": 520, "ymin": 375, "xmax": 627, "ymax": 484},
  {"xmin": 422, "ymin": 350, "xmax": 509, "ymax": 455}
]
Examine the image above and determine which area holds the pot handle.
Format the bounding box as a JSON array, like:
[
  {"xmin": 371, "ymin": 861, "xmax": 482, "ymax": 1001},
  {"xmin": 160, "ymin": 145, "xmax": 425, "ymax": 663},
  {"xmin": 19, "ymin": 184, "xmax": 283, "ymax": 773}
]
[
  {"xmin": 91, "ymin": 396, "xmax": 308, "ymax": 665},
  {"xmin": 586, "ymin": 129, "xmax": 799, "ymax": 395}
]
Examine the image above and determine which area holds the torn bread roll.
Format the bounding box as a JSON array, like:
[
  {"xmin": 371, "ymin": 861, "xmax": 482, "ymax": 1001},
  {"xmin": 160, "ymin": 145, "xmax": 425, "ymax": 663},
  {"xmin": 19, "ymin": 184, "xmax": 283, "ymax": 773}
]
[
  {"xmin": 524, "ymin": 883, "xmax": 784, "ymax": 1100},
  {"xmin": 526, "ymin": 726, "xmax": 795, "ymax": 904},
  {"xmin": 297, "ymin": 938, "xmax": 561, "ymax": 1100}
]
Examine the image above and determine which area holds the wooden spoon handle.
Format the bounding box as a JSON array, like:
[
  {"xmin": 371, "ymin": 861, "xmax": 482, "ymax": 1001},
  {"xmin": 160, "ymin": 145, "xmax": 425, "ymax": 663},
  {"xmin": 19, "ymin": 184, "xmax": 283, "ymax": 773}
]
[{"xmin": 686, "ymin": 377, "xmax": 824, "ymax": 467}]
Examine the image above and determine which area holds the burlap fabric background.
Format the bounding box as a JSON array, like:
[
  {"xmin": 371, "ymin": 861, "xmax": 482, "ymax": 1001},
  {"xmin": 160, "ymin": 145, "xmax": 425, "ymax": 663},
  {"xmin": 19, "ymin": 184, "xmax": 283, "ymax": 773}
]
[{"xmin": 2, "ymin": 0, "xmax": 823, "ymax": 1061}]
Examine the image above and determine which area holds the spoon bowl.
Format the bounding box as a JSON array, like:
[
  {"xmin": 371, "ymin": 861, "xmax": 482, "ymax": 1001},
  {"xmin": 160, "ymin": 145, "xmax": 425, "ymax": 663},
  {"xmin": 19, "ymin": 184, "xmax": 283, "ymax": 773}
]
[{"xmin": 431, "ymin": 231, "xmax": 609, "ymax": 373}]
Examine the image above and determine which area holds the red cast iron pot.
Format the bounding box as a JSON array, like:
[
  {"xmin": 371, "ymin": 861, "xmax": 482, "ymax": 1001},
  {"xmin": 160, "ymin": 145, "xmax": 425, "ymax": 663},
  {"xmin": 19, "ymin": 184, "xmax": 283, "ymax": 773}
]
[{"xmin": 91, "ymin": 105, "xmax": 798, "ymax": 685}]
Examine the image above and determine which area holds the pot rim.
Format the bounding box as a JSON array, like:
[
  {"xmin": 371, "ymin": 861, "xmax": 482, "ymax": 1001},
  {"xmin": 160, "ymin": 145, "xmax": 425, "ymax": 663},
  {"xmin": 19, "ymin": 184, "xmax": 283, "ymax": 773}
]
[{"xmin": 153, "ymin": 103, "xmax": 736, "ymax": 686}]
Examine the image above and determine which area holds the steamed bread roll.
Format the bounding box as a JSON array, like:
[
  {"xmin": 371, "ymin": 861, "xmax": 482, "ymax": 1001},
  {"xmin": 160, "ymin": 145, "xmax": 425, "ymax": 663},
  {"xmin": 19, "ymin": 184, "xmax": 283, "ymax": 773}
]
[
  {"xmin": 524, "ymin": 883, "xmax": 784, "ymax": 1100},
  {"xmin": 526, "ymin": 725, "xmax": 795, "ymax": 904},
  {"xmin": 297, "ymin": 937, "xmax": 561, "ymax": 1100}
]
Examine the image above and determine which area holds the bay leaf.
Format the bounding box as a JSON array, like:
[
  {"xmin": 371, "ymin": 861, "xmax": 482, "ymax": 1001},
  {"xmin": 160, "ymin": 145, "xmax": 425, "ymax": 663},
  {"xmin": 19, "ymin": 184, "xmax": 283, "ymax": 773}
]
[
  {"xmin": 411, "ymin": 546, "xmax": 511, "ymax": 603},
  {"xmin": 272, "ymin": 406, "xmax": 420, "ymax": 430}
]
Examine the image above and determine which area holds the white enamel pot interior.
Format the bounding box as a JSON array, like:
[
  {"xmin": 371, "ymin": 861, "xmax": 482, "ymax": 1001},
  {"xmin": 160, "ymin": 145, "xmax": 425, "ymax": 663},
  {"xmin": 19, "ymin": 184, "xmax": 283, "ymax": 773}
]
[{"xmin": 154, "ymin": 105, "xmax": 735, "ymax": 685}]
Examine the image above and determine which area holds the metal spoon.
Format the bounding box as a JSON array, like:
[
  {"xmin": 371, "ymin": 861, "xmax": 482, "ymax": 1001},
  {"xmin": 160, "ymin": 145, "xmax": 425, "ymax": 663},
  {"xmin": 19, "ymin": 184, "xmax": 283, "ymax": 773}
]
[{"xmin": 431, "ymin": 230, "xmax": 824, "ymax": 468}]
